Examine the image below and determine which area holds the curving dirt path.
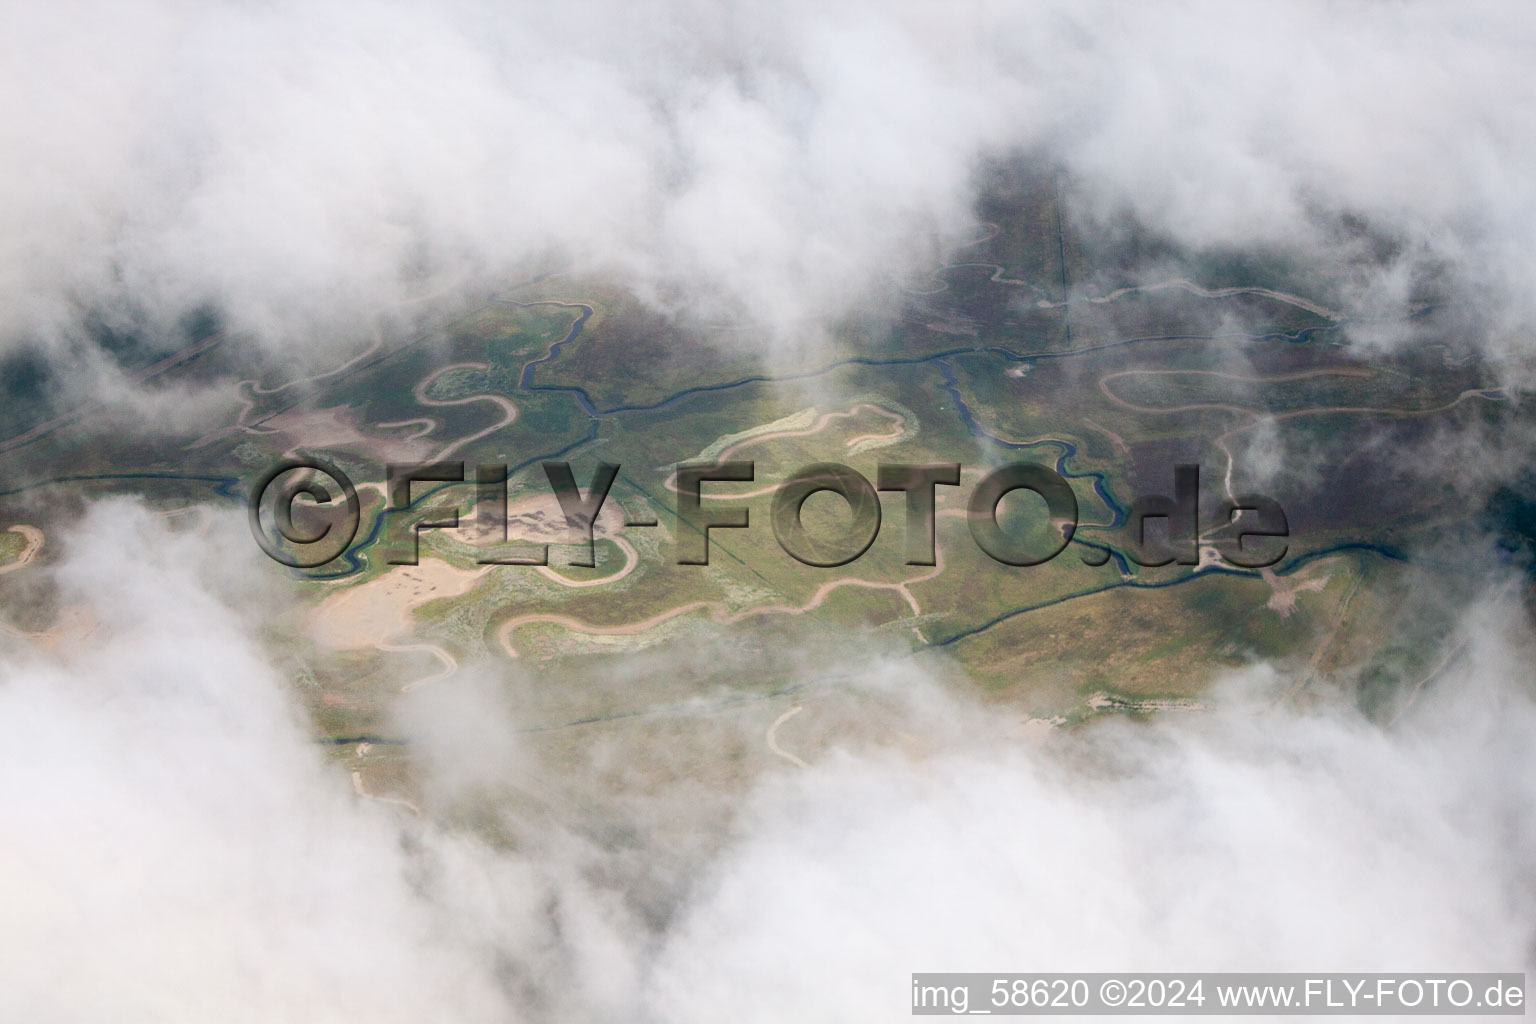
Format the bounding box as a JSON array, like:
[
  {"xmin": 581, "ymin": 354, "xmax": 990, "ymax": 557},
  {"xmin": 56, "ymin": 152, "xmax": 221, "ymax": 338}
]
[
  {"xmin": 913, "ymin": 261, "xmax": 1030, "ymax": 291},
  {"xmin": 1039, "ymin": 277, "xmax": 1344, "ymax": 321},
  {"xmin": 900, "ymin": 222, "xmax": 1015, "ymax": 295},
  {"xmin": 373, "ymin": 417, "xmax": 436, "ymax": 440},
  {"xmin": 765, "ymin": 704, "xmax": 809, "ymax": 768},
  {"xmin": 350, "ymin": 770, "xmax": 422, "ymax": 816},
  {"xmin": 1098, "ymin": 368, "xmax": 1507, "ymax": 502},
  {"xmin": 661, "ymin": 403, "xmax": 906, "ymax": 499},
  {"xmin": 213, "ymin": 271, "xmax": 477, "ymax": 447},
  {"xmin": 188, "ymin": 325, "xmax": 390, "ymax": 450},
  {"xmin": 1213, "ymin": 386, "xmax": 1507, "ymax": 502},
  {"xmin": 378, "ymin": 641, "xmax": 459, "ymax": 693},
  {"xmin": 534, "ymin": 537, "xmax": 640, "ymax": 589},
  {"xmin": 237, "ymin": 327, "xmax": 385, "ymax": 416},
  {"xmin": 906, "ymin": 256, "xmax": 1345, "ymax": 321},
  {"xmin": 1097, "ymin": 367, "xmax": 1376, "ymax": 416},
  {"xmin": 412, "ymin": 362, "xmax": 518, "ymax": 461},
  {"xmin": 498, "ymin": 539, "xmax": 947, "ymax": 658}
]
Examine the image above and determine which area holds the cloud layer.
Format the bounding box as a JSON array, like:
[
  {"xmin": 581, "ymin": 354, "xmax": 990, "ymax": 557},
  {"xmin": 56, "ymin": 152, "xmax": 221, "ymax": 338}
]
[
  {"xmin": 1, "ymin": 504, "xmax": 1530, "ymax": 1021},
  {"xmin": 4, "ymin": 0, "xmax": 1534, "ymax": 362},
  {"xmin": 4, "ymin": 5, "xmax": 1535, "ymax": 1018}
]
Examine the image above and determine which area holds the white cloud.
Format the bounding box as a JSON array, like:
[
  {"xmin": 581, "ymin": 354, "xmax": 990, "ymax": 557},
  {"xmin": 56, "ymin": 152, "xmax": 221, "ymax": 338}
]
[
  {"xmin": 3, "ymin": 0, "xmax": 1533, "ymax": 362},
  {"xmin": 1, "ymin": 503, "xmax": 1531, "ymax": 1021}
]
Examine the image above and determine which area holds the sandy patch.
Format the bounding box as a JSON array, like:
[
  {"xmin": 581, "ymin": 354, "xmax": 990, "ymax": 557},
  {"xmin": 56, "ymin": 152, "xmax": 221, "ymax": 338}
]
[
  {"xmin": 310, "ymin": 558, "xmax": 491, "ymax": 650},
  {"xmin": 1261, "ymin": 565, "xmax": 1331, "ymax": 618},
  {"xmin": 0, "ymin": 524, "xmax": 44, "ymax": 574}
]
